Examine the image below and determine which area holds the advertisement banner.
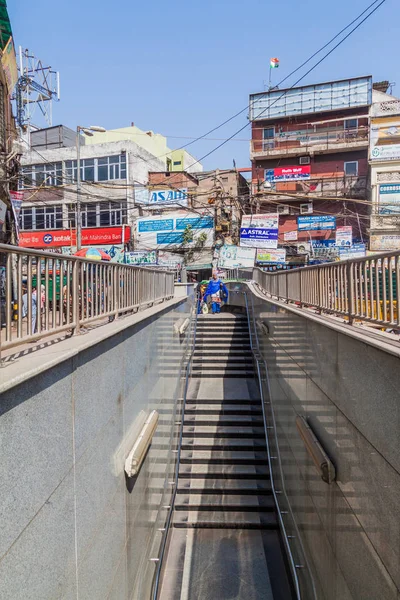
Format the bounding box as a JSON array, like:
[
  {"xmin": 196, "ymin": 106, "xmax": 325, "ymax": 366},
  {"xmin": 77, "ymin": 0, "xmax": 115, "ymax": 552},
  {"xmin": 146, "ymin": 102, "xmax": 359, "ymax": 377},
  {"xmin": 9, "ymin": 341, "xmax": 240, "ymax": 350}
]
[
  {"xmin": 1, "ymin": 37, "xmax": 18, "ymax": 95},
  {"xmin": 19, "ymin": 226, "xmax": 129, "ymax": 248},
  {"xmin": 298, "ymin": 215, "xmax": 336, "ymax": 231},
  {"xmin": 135, "ymin": 187, "xmax": 188, "ymax": 209},
  {"xmin": 256, "ymin": 249, "xmax": 286, "ymax": 264},
  {"xmin": 378, "ymin": 183, "xmax": 400, "ymax": 214},
  {"xmin": 158, "ymin": 251, "xmax": 183, "ymax": 268},
  {"xmin": 136, "ymin": 212, "xmax": 214, "ymax": 249},
  {"xmin": 265, "ymin": 165, "xmax": 311, "ymax": 182},
  {"xmin": 117, "ymin": 251, "xmax": 157, "ymax": 265},
  {"xmin": 240, "ymin": 214, "xmax": 279, "ymax": 249},
  {"xmin": 370, "ymin": 235, "xmax": 400, "ymax": 251},
  {"xmin": 370, "ymin": 119, "xmax": 400, "ymax": 161},
  {"xmin": 10, "ymin": 190, "xmax": 23, "ymax": 242},
  {"xmin": 338, "ymin": 243, "xmax": 366, "ymax": 260},
  {"xmin": 284, "ymin": 230, "xmax": 298, "ymax": 241},
  {"xmin": 335, "ymin": 226, "xmax": 352, "ymax": 247},
  {"xmin": 218, "ymin": 245, "xmax": 256, "ymax": 268}
]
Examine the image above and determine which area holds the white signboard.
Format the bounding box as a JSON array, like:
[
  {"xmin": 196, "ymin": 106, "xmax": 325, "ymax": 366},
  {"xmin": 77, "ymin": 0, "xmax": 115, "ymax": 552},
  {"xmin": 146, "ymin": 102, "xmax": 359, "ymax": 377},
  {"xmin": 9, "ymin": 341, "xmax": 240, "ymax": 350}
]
[
  {"xmin": 284, "ymin": 230, "xmax": 298, "ymax": 241},
  {"xmin": 370, "ymin": 235, "xmax": 400, "ymax": 251},
  {"xmin": 218, "ymin": 245, "xmax": 256, "ymax": 268},
  {"xmin": 135, "ymin": 187, "xmax": 188, "ymax": 209},
  {"xmin": 136, "ymin": 212, "xmax": 214, "ymax": 250},
  {"xmin": 256, "ymin": 249, "xmax": 286, "ymax": 263},
  {"xmin": 335, "ymin": 226, "xmax": 352, "ymax": 247},
  {"xmin": 158, "ymin": 251, "xmax": 183, "ymax": 268},
  {"xmin": 240, "ymin": 214, "xmax": 279, "ymax": 249}
]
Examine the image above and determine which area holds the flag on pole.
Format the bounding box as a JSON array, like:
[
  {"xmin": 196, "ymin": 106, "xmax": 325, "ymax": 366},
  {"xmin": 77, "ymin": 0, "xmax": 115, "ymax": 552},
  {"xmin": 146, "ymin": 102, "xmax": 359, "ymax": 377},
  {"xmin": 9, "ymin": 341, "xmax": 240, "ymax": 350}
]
[{"xmin": 270, "ymin": 58, "xmax": 280, "ymax": 69}]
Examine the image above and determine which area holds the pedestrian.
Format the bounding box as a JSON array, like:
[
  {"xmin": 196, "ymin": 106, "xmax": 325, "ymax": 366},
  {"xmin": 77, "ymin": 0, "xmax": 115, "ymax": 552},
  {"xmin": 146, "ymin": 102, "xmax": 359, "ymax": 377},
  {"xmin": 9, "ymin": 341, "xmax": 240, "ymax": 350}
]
[{"xmin": 203, "ymin": 272, "xmax": 228, "ymax": 314}]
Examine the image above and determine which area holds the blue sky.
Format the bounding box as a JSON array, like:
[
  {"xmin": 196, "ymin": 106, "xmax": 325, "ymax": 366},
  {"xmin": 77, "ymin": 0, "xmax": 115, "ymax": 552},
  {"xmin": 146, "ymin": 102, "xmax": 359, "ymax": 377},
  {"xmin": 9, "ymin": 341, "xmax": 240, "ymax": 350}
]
[{"xmin": 9, "ymin": 0, "xmax": 398, "ymax": 170}]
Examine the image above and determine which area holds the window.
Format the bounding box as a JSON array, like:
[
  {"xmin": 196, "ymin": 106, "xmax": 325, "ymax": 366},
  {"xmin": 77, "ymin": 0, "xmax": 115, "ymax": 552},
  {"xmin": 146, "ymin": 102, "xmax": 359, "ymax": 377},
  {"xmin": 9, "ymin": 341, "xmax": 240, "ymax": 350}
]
[
  {"xmin": 166, "ymin": 158, "xmax": 172, "ymax": 172},
  {"xmin": 65, "ymin": 154, "xmax": 127, "ymax": 184},
  {"xmin": 173, "ymin": 160, "xmax": 182, "ymax": 166},
  {"xmin": 263, "ymin": 127, "xmax": 275, "ymax": 150},
  {"xmin": 21, "ymin": 163, "xmax": 63, "ymax": 188},
  {"xmin": 19, "ymin": 205, "xmax": 63, "ymax": 230},
  {"xmin": 344, "ymin": 161, "xmax": 358, "ymax": 177},
  {"xmin": 68, "ymin": 202, "xmax": 127, "ymax": 228},
  {"xmin": 344, "ymin": 118, "xmax": 358, "ymax": 130}
]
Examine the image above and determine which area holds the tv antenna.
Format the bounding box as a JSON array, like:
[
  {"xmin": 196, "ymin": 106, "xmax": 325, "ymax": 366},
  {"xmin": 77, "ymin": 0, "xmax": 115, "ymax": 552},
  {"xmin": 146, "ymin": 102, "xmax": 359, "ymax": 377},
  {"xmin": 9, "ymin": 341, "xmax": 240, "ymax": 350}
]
[{"xmin": 14, "ymin": 47, "xmax": 60, "ymax": 140}]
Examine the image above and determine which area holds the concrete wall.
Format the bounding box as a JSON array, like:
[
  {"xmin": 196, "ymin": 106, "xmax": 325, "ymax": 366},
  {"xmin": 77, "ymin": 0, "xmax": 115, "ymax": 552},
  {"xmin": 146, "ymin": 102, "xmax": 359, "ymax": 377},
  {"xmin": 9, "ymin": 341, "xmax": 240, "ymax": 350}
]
[
  {"xmin": 229, "ymin": 285, "xmax": 400, "ymax": 600},
  {"xmin": 0, "ymin": 296, "xmax": 193, "ymax": 600}
]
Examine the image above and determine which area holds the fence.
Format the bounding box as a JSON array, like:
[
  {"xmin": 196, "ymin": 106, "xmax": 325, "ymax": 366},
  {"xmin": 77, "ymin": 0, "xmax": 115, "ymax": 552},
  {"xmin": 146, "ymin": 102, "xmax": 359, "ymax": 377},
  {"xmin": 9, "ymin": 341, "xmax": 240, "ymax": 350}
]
[
  {"xmin": 0, "ymin": 244, "xmax": 175, "ymax": 352},
  {"xmin": 250, "ymin": 251, "xmax": 400, "ymax": 330}
]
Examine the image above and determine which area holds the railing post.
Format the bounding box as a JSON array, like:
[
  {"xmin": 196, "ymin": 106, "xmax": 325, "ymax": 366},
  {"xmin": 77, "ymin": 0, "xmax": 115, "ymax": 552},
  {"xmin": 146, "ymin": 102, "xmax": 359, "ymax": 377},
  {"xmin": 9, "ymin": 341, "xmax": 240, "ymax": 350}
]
[
  {"xmin": 113, "ymin": 266, "xmax": 119, "ymax": 319},
  {"xmin": 316, "ymin": 269, "xmax": 322, "ymax": 314},
  {"xmin": 299, "ymin": 270, "xmax": 303, "ymax": 308},
  {"xmin": 72, "ymin": 260, "xmax": 80, "ymax": 335},
  {"xmin": 347, "ymin": 261, "xmax": 354, "ymax": 325},
  {"xmin": 285, "ymin": 272, "xmax": 289, "ymax": 304}
]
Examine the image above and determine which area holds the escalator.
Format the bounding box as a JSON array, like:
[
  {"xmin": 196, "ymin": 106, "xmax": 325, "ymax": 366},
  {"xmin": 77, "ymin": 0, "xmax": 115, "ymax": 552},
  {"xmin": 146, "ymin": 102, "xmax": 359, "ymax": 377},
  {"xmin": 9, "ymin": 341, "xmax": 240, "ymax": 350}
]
[{"xmin": 157, "ymin": 311, "xmax": 296, "ymax": 600}]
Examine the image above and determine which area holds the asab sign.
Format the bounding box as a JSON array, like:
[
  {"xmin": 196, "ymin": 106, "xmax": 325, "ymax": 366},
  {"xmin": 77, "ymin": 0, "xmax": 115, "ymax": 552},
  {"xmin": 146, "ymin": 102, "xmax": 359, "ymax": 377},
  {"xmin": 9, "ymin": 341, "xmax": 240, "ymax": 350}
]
[
  {"xmin": 240, "ymin": 214, "xmax": 279, "ymax": 249},
  {"xmin": 135, "ymin": 187, "xmax": 188, "ymax": 209}
]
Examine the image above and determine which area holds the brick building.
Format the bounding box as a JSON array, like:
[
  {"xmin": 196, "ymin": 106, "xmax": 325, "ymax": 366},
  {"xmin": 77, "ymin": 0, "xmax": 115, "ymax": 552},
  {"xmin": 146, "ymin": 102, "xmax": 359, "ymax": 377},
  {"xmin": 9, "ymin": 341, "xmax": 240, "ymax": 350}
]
[{"xmin": 249, "ymin": 76, "xmax": 373, "ymax": 260}]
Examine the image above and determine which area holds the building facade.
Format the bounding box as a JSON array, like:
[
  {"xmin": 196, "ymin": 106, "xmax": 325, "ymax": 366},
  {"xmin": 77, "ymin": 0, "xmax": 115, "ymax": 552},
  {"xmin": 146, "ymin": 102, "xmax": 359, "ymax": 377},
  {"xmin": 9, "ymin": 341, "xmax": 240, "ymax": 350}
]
[
  {"xmin": 249, "ymin": 76, "xmax": 372, "ymax": 262},
  {"xmin": 369, "ymin": 90, "xmax": 400, "ymax": 252}
]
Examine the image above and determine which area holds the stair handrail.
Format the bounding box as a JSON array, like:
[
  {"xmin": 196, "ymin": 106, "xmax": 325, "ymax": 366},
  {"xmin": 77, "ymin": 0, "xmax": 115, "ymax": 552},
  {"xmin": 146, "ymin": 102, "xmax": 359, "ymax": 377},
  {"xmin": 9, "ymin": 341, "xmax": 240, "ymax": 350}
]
[
  {"xmin": 243, "ymin": 290, "xmax": 317, "ymax": 600},
  {"xmin": 150, "ymin": 292, "xmax": 200, "ymax": 600}
]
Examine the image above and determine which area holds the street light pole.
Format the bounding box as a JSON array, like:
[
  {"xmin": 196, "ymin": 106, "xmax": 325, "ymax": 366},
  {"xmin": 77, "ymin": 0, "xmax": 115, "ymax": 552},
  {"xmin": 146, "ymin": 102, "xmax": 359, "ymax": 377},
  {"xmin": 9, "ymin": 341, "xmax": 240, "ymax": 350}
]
[
  {"xmin": 76, "ymin": 126, "xmax": 82, "ymax": 250},
  {"xmin": 75, "ymin": 125, "xmax": 106, "ymax": 251}
]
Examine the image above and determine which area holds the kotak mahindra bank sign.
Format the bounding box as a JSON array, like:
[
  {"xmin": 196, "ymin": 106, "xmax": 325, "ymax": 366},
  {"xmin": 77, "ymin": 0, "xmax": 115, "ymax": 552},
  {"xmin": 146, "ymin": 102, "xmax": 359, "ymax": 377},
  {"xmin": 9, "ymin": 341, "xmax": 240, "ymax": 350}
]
[{"xmin": 19, "ymin": 226, "xmax": 130, "ymax": 248}]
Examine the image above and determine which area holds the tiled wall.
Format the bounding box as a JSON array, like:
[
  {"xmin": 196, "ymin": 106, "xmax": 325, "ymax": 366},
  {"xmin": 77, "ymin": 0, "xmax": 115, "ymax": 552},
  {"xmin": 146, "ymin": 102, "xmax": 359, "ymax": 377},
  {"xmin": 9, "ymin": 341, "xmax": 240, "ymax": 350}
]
[{"xmin": 0, "ymin": 297, "xmax": 193, "ymax": 600}]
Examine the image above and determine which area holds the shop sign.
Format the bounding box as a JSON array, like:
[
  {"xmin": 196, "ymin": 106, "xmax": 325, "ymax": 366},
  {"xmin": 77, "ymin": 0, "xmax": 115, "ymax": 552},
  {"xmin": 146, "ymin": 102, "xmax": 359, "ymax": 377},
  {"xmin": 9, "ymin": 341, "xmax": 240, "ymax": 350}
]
[
  {"xmin": 338, "ymin": 243, "xmax": 366, "ymax": 260},
  {"xmin": 370, "ymin": 234, "xmax": 400, "ymax": 251},
  {"xmin": 298, "ymin": 215, "xmax": 336, "ymax": 231},
  {"xmin": 335, "ymin": 226, "xmax": 352, "ymax": 247},
  {"xmin": 19, "ymin": 226, "xmax": 130, "ymax": 248},
  {"xmin": 118, "ymin": 251, "xmax": 157, "ymax": 265},
  {"xmin": 240, "ymin": 214, "xmax": 279, "ymax": 249},
  {"xmin": 378, "ymin": 183, "xmax": 400, "ymax": 214},
  {"xmin": 265, "ymin": 165, "xmax": 310, "ymax": 182},
  {"xmin": 284, "ymin": 230, "xmax": 298, "ymax": 241},
  {"xmin": 256, "ymin": 249, "xmax": 286, "ymax": 264}
]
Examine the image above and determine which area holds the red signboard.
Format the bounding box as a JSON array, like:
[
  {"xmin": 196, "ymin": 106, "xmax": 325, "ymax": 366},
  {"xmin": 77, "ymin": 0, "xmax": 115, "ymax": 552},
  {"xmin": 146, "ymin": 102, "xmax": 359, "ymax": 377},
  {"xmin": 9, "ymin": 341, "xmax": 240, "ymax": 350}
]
[
  {"xmin": 19, "ymin": 226, "xmax": 130, "ymax": 248},
  {"xmin": 265, "ymin": 165, "xmax": 311, "ymax": 182}
]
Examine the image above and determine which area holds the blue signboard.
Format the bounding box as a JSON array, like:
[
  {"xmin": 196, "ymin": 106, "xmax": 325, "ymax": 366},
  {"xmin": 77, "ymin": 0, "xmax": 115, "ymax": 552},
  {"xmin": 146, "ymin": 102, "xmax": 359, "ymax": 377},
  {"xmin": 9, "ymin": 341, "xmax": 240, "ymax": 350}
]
[
  {"xmin": 311, "ymin": 240, "xmax": 336, "ymax": 248},
  {"xmin": 298, "ymin": 216, "xmax": 336, "ymax": 231},
  {"xmin": 157, "ymin": 232, "xmax": 185, "ymax": 244},
  {"xmin": 138, "ymin": 219, "xmax": 174, "ymax": 233},
  {"xmin": 176, "ymin": 216, "xmax": 214, "ymax": 230}
]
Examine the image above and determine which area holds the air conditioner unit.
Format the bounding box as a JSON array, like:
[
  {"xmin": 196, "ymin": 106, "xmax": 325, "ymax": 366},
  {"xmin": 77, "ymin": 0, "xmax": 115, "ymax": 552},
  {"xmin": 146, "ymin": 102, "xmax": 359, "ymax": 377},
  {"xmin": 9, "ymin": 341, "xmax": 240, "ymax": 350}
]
[
  {"xmin": 300, "ymin": 203, "xmax": 313, "ymax": 214},
  {"xmin": 299, "ymin": 156, "xmax": 311, "ymax": 165},
  {"xmin": 277, "ymin": 204, "xmax": 290, "ymax": 215}
]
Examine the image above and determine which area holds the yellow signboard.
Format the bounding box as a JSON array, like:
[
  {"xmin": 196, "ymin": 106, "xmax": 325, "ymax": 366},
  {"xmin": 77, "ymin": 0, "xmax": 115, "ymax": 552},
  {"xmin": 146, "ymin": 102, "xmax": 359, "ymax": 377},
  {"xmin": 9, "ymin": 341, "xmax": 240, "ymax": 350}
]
[{"xmin": 1, "ymin": 37, "xmax": 18, "ymax": 95}]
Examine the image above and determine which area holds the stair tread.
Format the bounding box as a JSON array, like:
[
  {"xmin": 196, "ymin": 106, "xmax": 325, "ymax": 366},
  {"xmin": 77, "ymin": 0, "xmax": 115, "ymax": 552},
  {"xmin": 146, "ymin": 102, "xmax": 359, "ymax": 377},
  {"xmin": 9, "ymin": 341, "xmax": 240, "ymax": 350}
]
[
  {"xmin": 183, "ymin": 427, "xmax": 265, "ymax": 437},
  {"xmin": 184, "ymin": 414, "xmax": 263, "ymax": 423},
  {"xmin": 179, "ymin": 464, "xmax": 270, "ymax": 477},
  {"xmin": 177, "ymin": 479, "xmax": 272, "ymax": 492},
  {"xmin": 173, "ymin": 510, "xmax": 278, "ymax": 528},
  {"xmin": 182, "ymin": 438, "xmax": 264, "ymax": 450},
  {"xmin": 175, "ymin": 494, "xmax": 275, "ymax": 509}
]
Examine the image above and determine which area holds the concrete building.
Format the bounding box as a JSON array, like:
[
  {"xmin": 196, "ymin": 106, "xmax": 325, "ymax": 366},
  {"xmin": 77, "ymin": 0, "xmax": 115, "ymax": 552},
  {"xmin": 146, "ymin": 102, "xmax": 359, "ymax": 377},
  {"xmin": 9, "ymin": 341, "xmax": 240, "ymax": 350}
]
[
  {"xmin": 249, "ymin": 76, "xmax": 372, "ymax": 262},
  {"xmin": 369, "ymin": 87, "xmax": 400, "ymax": 252},
  {"xmin": 19, "ymin": 125, "xmax": 203, "ymax": 251}
]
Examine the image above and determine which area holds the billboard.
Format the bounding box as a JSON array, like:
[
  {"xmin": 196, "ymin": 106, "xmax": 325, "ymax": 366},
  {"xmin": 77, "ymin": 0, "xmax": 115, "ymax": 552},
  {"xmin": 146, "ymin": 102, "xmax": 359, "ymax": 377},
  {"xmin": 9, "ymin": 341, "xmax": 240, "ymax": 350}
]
[
  {"xmin": 19, "ymin": 226, "xmax": 129, "ymax": 248},
  {"xmin": 378, "ymin": 183, "xmax": 400, "ymax": 214},
  {"xmin": 370, "ymin": 235, "xmax": 400, "ymax": 251},
  {"xmin": 335, "ymin": 226, "xmax": 352, "ymax": 247},
  {"xmin": 136, "ymin": 212, "xmax": 214, "ymax": 250},
  {"xmin": 240, "ymin": 214, "xmax": 279, "ymax": 249},
  {"xmin": 256, "ymin": 249, "xmax": 286, "ymax": 264},
  {"xmin": 158, "ymin": 251, "xmax": 183, "ymax": 268},
  {"xmin": 1, "ymin": 37, "xmax": 18, "ymax": 95},
  {"xmin": 117, "ymin": 251, "xmax": 157, "ymax": 265},
  {"xmin": 218, "ymin": 245, "xmax": 256, "ymax": 268},
  {"xmin": 370, "ymin": 119, "xmax": 400, "ymax": 161},
  {"xmin": 298, "ymin": 215, "xmax": 336, "ymax": 231},
  {"xmin": 135, "ymin": 187, "xmax": 188, "ymax": 209},
  {"xmin": 265, "ymin": 165, "xmax": 310, "ymax": 182}
]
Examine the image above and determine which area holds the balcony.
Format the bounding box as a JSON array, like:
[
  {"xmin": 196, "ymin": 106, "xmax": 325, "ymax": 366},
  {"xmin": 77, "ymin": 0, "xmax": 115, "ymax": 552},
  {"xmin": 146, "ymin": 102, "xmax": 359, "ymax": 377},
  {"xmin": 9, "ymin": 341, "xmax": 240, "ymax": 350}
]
[
  {"xmin": 251, "ymin": 126, "xmax": 369, "ymax": 160},
  {"xmin": 254, "ymin": 175, "xmax": 367, "ymax": 200},
  {"xmin": 371, "ymin": 99, "xmax": 400, "ymax": 118}
]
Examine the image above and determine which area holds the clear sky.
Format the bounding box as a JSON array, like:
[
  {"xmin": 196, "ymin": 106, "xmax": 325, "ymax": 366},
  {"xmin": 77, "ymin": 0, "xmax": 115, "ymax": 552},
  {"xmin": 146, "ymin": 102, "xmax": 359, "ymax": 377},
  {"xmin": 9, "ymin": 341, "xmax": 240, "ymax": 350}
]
[{"xmin": 9, "ymin": 0, "xmax": 398, "ymax": 170}]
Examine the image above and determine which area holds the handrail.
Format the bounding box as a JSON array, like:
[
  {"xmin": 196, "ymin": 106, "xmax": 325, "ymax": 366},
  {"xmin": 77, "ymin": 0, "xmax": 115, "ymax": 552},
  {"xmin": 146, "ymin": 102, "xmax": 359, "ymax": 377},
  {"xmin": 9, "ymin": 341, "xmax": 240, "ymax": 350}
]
[
  {"xmin": 251, "ymin": 249, "xmax": 400, "ymax": 331},
  {"xmin": 243, "ymin": 289, "xmax": 317, "ymax": 600},
  {"xmin": 0, "ymin": 243, "xmax": 175, "ymax": 355},
  {"xmin": 150, "ymin": 292, "xmax": 200, "ymax": 600}
]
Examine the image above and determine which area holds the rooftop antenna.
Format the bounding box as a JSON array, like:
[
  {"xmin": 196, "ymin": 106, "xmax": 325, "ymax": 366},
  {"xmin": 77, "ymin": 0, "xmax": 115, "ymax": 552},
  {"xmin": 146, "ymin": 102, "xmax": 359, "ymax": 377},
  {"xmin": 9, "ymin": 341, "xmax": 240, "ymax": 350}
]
[{"xmin": 14, "ymin": 47, "xmax": 60, "ymax": 145}]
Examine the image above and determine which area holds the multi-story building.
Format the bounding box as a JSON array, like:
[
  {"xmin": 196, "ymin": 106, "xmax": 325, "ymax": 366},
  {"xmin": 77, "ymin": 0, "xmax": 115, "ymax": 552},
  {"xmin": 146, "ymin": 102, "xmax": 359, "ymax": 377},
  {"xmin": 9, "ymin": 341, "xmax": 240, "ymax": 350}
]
[
  {"xmin": 249, "ymin": 76, "xmax": 372, "ymax": 260},
  {"xmin": 369, "ymin": 86, "xmax": 400, "ymax": 252},
  {"xmin": 18, "ymin": 125, "xmax": 203, "ymax": 251}
]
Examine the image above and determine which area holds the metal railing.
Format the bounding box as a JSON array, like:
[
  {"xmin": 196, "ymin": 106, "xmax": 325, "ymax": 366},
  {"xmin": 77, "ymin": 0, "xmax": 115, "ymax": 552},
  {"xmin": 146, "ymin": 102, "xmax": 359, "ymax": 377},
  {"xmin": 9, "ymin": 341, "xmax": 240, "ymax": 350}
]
[
  {"xmin": 251, "ymin": 251, "xmax": 400, "ymax": 330},
  {"xmin": 0, "ymin": 244, "xmax": 175, "ymax": 352}
]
